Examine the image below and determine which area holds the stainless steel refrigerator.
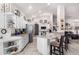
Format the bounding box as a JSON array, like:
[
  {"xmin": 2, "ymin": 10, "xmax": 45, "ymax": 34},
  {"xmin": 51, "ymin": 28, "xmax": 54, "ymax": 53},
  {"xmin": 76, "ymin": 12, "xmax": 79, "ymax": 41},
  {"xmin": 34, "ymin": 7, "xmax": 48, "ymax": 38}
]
[{"xmin": 26, "ymin": 24, "xmax": 33, "ymax": 43}]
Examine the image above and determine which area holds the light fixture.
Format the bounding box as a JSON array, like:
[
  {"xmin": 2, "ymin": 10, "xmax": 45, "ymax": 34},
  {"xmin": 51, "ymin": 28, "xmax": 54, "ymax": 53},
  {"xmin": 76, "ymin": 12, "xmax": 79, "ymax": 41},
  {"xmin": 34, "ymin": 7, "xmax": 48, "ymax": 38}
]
[
  {"xmin": 47, "ymin": 3, "xmax": 51, "ymax": 6},
  {"xmin": 28, "ymin": 5, "xmax": 33, "ymax": 10}
]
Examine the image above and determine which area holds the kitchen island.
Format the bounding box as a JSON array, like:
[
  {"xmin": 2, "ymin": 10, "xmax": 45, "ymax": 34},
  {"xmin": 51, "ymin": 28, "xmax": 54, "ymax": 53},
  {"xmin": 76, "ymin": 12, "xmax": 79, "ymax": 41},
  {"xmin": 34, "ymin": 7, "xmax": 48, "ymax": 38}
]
[{"xmin": 37, "ymin": 32, "xmax": 64, "ymax": 55}]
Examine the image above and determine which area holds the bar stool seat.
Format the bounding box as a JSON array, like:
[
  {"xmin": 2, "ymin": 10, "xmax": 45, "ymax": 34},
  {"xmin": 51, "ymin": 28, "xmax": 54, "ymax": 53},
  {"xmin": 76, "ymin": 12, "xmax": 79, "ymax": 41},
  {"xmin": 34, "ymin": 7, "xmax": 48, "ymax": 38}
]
[
  {"xmin": 50, "ymin": 41, "xmax": 59, "ymax": 47},
  {"xmin": 50, "ymin": 36, "xmax": 64, "ymax": 55}
]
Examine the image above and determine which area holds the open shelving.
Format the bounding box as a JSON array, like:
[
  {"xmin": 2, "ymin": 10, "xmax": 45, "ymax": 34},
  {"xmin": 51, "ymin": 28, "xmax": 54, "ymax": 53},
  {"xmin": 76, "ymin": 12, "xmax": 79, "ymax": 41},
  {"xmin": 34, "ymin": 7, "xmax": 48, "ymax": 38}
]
[{"xmin": 3, "ymin": 39, "xmax": 20, "ymax": 55}]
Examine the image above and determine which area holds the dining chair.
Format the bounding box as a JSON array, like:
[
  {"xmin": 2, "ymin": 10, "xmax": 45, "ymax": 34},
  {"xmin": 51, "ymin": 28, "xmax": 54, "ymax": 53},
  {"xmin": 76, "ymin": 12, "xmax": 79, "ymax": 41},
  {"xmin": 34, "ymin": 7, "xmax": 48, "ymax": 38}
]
[{"xmin": 50, "ymin": 36, "xmax": 64, "ymax": 55}]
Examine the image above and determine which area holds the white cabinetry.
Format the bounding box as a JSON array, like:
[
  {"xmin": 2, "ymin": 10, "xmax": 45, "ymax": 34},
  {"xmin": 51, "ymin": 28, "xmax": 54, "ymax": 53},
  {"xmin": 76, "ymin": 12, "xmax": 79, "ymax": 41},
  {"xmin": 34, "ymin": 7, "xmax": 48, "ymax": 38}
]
[
  {"xmin": 5, "ymin": 13, "xmax": 16, "ymax": 28},
  {"xmin": 2, "ymin": 35, "xmax": 29, "ymax": 55},
  {"xmin": 37, "ymin": 36, "xmax": 50, "ymax": 55},
  {"xmin": 38, "ymin": 13, "xmax": 53, "ymax": 36},
  {"xmin": 0, "ymin": 3, "xmax": 11, "ymax": 13},
  {"xmin": 57, "ymin": 6, "xmax": 65, "ymax": 32},
  {"xmin": 19, "ymin": 34, "xmax": 29, "ymax": 50},
  {"xmin": 0, "ymin": 12, "xmax": 26, "ymax": 29},
  {"xmin": 13, "ymin": 16, "xmax": 26, "ymax": 29},
  {"xmin": 0, "ymin": 13, "xmax": 16, "ymax": 28},
  {"xmin": 20, "ymin": 16, "xmax": 26, "ymax": 28},
  {"xmin": 0, "ymin": 13, "xmax": 5, "ymax": 28},
  {"xmin": 39, "ymin": 13, "xmax": 53, "ymax": 26},
  {"xmin": 0, "ymin": 40, "xmax": 3, "ymax": 55}
]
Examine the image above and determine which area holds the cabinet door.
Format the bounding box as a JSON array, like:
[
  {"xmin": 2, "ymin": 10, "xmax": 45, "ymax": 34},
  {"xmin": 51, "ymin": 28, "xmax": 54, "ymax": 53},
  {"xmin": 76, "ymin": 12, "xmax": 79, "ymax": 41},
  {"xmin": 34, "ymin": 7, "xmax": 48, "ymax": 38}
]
[
  {"xmin": 5, "ymin": 14, "xmax": 16, "ymax": 28},
  {"xmin": 15, "ymin": 16, "xmax": 22, "ymax": 29},
  {"xmin": 0, "ymin": 40, "xmax": 3, "ymax": 55},
  {"xmin": 0, "ymin": 14, "xmax": 5, "ymax": 28},
  {"xmin": 0, "ymin": 4, "xmax": 5, "ymax": 13},
  {"xmin": 37, "ymin": 37, "xmax": 50, "ymax": 55}
]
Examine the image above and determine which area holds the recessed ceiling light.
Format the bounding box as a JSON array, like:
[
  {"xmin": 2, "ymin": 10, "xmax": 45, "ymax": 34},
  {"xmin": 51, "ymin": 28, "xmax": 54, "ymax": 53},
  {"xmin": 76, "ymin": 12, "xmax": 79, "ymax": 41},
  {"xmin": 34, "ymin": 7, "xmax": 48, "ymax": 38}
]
[
  {"xmin": 47, "ymin": 3, "xmax": 51, "ymax": 6},
  {"xmin": 28, "ymin": 5, "xmax": 33, "ymax": 10}
]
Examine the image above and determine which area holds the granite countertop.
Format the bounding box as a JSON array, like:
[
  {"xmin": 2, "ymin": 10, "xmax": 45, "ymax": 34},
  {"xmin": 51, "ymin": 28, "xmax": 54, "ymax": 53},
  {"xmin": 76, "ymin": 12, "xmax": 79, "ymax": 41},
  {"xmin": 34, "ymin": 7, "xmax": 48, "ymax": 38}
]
[
  {"xmin": 37, "ymin": 33, "xmax": 62, "ymax": 42},
  {"xmin": 38, "ymin": 33, "xmax": 60, "ymax": 39}
]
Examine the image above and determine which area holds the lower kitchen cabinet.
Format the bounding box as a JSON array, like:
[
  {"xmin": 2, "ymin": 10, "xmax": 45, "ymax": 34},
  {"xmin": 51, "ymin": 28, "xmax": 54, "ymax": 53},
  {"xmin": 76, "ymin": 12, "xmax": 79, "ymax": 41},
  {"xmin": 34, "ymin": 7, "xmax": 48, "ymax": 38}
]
[
  {"xmin": 37, "ymin": 36, "xmax": 50, "ymax": 55},
  {"xmin": 19, "ymin": 34, "xmax": 29, "ymax": 51},
  {"xmin": 0, "ymin": 34, "xmax": 29, "ymax": 55},
  {"xmin": 0, "ymin": 40, "xmax": 3, "ymax": 55}
]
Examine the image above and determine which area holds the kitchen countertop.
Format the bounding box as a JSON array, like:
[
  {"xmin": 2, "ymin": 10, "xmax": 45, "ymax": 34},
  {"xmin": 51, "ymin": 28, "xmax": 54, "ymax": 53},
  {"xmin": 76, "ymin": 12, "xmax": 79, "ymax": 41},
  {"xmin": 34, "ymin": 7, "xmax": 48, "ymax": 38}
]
[
  {"xmin": 37, "ymin": 32, "xmax": 63, "ymax": 42},
  {"xmin": 3, "ymin": 33, "xmax": 29, "ymax": 42},
  {"xmin": 3, "ymin": 36, "xmax": 23, "ymax": 42}
]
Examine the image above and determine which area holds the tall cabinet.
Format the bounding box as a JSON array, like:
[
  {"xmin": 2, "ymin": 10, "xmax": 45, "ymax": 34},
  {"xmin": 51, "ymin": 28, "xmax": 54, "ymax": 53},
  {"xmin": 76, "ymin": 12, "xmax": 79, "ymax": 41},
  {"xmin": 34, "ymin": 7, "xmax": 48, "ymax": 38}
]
[
  {"xmin": 38, "ymin": 13, "xmax": 53, "ymax": 36},
  {"xmin": 0, "ymin": 3, "xmax": 27, "ymax": 55},
  {"xmin": 57, "ymin": 6, "xmax": 65, "ymax": 32},
  {"xmin": 0, "ymin": 13, "xmax": 5, "ymax": 28}
]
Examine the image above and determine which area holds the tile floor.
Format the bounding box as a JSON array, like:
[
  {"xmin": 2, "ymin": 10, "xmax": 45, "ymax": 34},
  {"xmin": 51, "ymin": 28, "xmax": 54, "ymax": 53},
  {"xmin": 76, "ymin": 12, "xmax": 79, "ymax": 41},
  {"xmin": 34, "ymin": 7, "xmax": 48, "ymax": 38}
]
[
  {"xmin": 65, "ymin": 40, "xmax": 79, "ymax": 55},
  {"xmin": 17, "ymin": 37, "xmax": 79, "ymax": 55},
  {"xmin": 17, "ymin": 37, "xmax": 40, "ymax": 55}
]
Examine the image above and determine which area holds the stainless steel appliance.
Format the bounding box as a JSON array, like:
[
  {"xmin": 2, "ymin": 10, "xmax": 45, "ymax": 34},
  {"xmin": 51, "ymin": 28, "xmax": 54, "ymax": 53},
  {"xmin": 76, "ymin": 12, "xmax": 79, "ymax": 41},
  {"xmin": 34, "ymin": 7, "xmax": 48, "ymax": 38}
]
[
  {"xmin": 26, "ymin": 24, "xmax": 33, "ymax": 43},
  {"xmin": 39, "ymin": 25, "xmax": 48, "ymax": 36}
]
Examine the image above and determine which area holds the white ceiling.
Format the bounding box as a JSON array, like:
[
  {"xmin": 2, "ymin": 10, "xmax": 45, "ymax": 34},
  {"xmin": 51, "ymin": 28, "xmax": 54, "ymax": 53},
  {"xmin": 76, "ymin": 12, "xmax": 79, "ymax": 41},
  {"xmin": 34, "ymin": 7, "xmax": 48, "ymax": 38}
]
[{"xmin": 13, "ymin": 3, "xmax": 79, "ymax": 19}]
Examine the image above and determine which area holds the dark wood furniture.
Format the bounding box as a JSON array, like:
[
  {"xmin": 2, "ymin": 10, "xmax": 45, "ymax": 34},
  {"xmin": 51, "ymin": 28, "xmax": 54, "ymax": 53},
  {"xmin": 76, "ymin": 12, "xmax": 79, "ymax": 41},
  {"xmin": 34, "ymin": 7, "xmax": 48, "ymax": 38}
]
[
  {"xmin": 71, "ymin": 34, "xmax": 79, "ymax": 39},
  {"xmin": 50, "ymin": 36, "xmax": 64, "ymax": 55}
]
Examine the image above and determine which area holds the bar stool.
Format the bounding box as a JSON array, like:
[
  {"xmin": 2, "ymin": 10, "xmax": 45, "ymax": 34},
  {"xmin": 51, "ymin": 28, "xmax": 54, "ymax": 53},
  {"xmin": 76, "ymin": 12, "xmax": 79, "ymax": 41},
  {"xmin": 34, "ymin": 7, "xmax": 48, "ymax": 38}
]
[{"xmin": 50, "ymin": 36, "xmax": 64, "ymax": 55}]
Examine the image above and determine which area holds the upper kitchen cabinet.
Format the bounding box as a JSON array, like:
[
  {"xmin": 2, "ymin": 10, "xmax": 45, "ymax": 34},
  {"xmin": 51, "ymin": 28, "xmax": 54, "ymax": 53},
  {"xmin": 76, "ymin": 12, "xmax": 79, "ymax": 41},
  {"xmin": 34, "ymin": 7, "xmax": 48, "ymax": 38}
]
[
  {"xmin": 0, "ymin": 3, "xmax": 21, "ymax": 14},
  {"xmin": 0, "ymin": 12, "xmax": 16, "ymax": 28},
  {"xmin": 15, "ymin": 16, "xmax": 26, "ymax": 29},
  {"xmin": 57, "ymin": 6, "xmax": 65, "ymax": 32},
  {"xmin": 0, "ymin": 3, "xmax": 11, "ymax": 13},
  {"xmin": 0, "ymin": 12, "xmax": 26, "ymax": 29},
  {"xmin": 38, "ymin": 13, "xmax": 53, "ymax": 29},
  {"xmin": 0, "ymin": 3, "xmax": 11, "ymax": 28},
  {"xmin": 39, "ymin": 13, "xmax": 53, "ymax": 25},
  {"xmin": 5, "ymin": 12, "xmax": 16, "ymax": 28},
  {"xmin": 0, "ymin": 3, "xmax": 26, "ymax": 29},
  {"xmin": 37, "ymin": 13, "xmax": 53, "ymax": 36},
  {"xmin": 0, "ymin": 13, "xmax": 5, "ymax": 28}
]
